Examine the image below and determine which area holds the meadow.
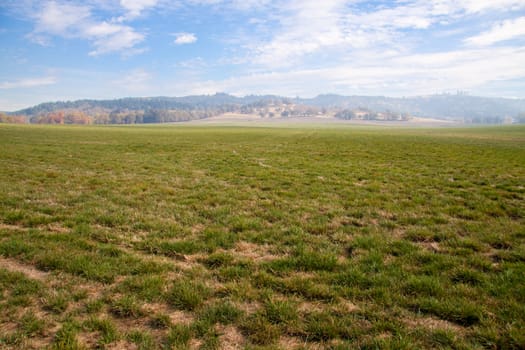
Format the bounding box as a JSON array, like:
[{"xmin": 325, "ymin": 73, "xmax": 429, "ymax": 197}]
[{"xmin": 0, "ymin": 123, "xmax": 524, "ymax": 349}]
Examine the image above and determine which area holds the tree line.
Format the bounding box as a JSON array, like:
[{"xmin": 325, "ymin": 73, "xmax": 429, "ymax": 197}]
[
  {"xmin": 2, "ymin": 93, "xmax": 525, "ymax": 125},
  {"xmin": 5, "ymin": 108, "xmax": 232, "ymax": 125}
]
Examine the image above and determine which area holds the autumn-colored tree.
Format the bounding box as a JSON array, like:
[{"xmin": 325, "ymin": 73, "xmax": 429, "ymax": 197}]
[
  {"xmin": 0, "ymin": 112, "xmax": 27, "ymax": 124},
  {"xmin": 64, "ymin": 110, "xmax": 92, "ymax": 124},
  {"xmin": 41, "ymin": 111, "xmax": 65, "ymax": 124},
  {"xmin": 31, "ymin": 110, "xmax": 95, "ymax": 124}
]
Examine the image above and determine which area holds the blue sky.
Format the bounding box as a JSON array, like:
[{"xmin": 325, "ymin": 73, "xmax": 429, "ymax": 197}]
[{"xmin": 1, "ymin": 0, "xmax": 525, "ymax": 111}]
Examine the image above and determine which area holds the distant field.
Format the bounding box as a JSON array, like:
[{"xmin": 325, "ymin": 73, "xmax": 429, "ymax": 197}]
[
  {"xmin": 0, "ymin": 124, "xmax": 524, "ymax": 349},
  {"xmin": 189, "ymin": 114, "xmax": 460, "ymax": 127}
]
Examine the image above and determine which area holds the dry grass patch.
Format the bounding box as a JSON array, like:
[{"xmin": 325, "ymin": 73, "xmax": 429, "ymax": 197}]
[
  {"xmin": 0, "ymin": 257, "xmax": 50, "ymax": 282},
  {"xmin": 217, "ymin": 324, "xmax": 244, "ymax": 349},
  {"xmin": 168, "ymin": 310, "xmax": 195, "ymax": 325},
  {"xmin": 405, "ymin": 315, "xmax": 466, "ymax": 333},
  {"xmin": 231, "ymin": 241, "xmax": 281, "ymax": 262}
]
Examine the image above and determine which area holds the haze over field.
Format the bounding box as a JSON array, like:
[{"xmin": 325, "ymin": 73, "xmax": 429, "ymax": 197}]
[
  {"xmin": 1, "ymin": 0, "xmax": 525, "ymax": 111},
  {"xmin": 6, "ymin": 93, "xmax": 525, "ymax": 125}
]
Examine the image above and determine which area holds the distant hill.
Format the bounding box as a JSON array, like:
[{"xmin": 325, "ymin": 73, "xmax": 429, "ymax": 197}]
[
  {"xmin": 12, "ymin": 93, "xmax": 282, "ymax": 116},
  {"xmin": 8, "ymin": 93, "xmax": 525, "ymax": 124},
  {"xmin": 298, "ymin": 94, "xmax": 525, "ymax": 122}
]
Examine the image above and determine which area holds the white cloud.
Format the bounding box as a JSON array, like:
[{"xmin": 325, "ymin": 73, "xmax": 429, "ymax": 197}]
[
  {"xmin": 84, "ymin": 22, "xmax": 126, "ymax": 37},
  {"xmin": 350, "ymin": 3, "xmax": 436, "ymax": 30},
  {"xmin": 244, "ymin": 0, "xmax": 461, "ymax": 68},
  {"xmin": 465, "ymin": 17, "xmax": 525, "ymax": 46},
  {"xmin": 166, "ymin": 45, "xmax": 525, "ymax": 98},
  {"xmin": 89, "ymin": 26, "xmax": 145, "ymax": 55},
  {"xmin": 118, "ymin": 0, "xmax": 158, "ymax": 20},
  {"xmin": 157, "ymin": 0, "xmax": 525, "ymax": 97},
  {"xmin": 409, "ymin": 0, "xmax": 525, "ymax": 17},
  {"xmin": 33, "ymin": 1, "xmax": 91, "ymax": 36},
  {"xmin": 173, "ymin": 32, "xmax": 197, "ymax": 44},
  {"xmin": 456, "ymin": 0, "xmax": 525, "ymax": 13},
  {"xmin": 0, "ymin": 76, "xmax": 57, "ymax": 89},
  {"xmin": 248, "ymin": 0, "xmax": 350, "ymax": 67},
  {"xmin": 29, "ymin": 1, "xmax": 146, "ymax": 56}
]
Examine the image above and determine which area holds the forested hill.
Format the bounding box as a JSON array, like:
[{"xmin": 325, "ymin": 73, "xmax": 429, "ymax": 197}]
[
  {"xmin": 300, "ymin": 94, "xmax": 525, "ymax": 122},
  {"xmin": 13, "ymin": 94, "xmax": 281, "ymax": 117},
  {"xmin": 7, "ymin": 93, "xmax": 525, "ymax": 124}
]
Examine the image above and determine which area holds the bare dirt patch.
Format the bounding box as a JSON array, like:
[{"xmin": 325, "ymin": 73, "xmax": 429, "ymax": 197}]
[
  {"xmin": 167, "ymin": 310, "xmax": 195, "ymax": 325},
  {"xmin": 279, "ymin": 336, "xmax": 326, "ymax": 349},
  {"xmin": 191, "ymin": 223, "xmax": 205, "ymax": 234},
  {"xmin": 406, "ymin": 316, "xmax": 465, "ymax": 333},
  {"xmin": 189, "ymin": 338, "xmax": 203, "ymax": 349},
  {"xmin": 217, "ymin": 324, "xmax": 244, "ymax": 349},
  {"xmin": 0, "ymin": 321, "xmax": 18, "ymax": 335},
  {"xmin": 0, "ymin": 223, "xmax": 28, "ymax": 231},
  {"xmin": 46, "ymin": 223, "xmax": 71, "ymax": 233},
  {"xmin": 339, "ymin": 299, "xmax": 360, "ymax": 313},
  {"xmin": 77, "ymin": 331, "xmax": 100, "ymax": 349},
  {"xmin": 0, "ymin": 257, "xmax": 49, "ymax": 281},
  {"xmin": 106, "ymin": 339, "xmax": 138, "ymax": 350},
  {"xmin": 232, "ymin": 241, "xmax": 281, "ymax": 262},
  {"xmin": 417, "ymin": 241, "xmax": 441, "ymax": 252},
  {"xmin": 25, "ymin": 337, "xmax": 55, "ymax": 350}
]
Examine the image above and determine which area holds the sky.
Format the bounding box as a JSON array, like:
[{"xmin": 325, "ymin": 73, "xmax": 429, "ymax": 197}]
[{"xmin": 1, "ymin": 0, "xmax": 525, "ymax": 111}]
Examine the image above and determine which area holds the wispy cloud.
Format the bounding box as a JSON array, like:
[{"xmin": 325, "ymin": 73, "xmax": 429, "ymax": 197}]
[
  {"xmin": 465, "ymin": 17, "xmax": 525, "ymax": 46},
  {"xmin": 168, "ymin": 45, "xmax": 525, "ymax": 98},
  {"xmin": 242, "ymin": 0, "xmax": 450, "ymax": 68},
  {"xmin": 0, "ymin": 76, "xmax": 57, "ymax": 89},
  {"xmin": 112, "ymin": 68, "xmax": 152, "ymax": 92},
  {"xmin": 173, "ymin": 32, "xmax": 197, "ymax": 45},
  {"xmin": 239, "ymin": 0, "xmax": 525, "ymax": 69},
  {"xmin": 175, "ymin": 57, "xmax": 208, "ymax": 69},
  {"xmin": 246, "ymin": 0, "xmax": 349, "ymax": 67},
  {"xmin": 455, "ymin": 0, "xmax": 525, "ymax": 14}
]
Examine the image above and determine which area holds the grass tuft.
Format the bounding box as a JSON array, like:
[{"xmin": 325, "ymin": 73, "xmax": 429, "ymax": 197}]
[
  {"xmin": 166, "ymin": 279, "xmax": 210, "ymax": 311},
  {"xmin": 110, "ymin": 295, "xmax": 144, "ymax": 318}
]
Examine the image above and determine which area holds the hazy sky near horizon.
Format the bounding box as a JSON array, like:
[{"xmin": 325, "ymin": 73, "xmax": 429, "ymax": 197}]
[{"xmin": 1, "ymin": 0, "xmax": 525, "ymax": 111}]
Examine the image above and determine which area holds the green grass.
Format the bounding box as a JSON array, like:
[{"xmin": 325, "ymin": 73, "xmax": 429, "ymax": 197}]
[
  {"xmin": 83, "ymin": 317, "xmax": 119, "ymax": 346},
  {"xmin": 166, "ymin": 324, "xmax": 192, "ymax": 348},
  {"xmin": 0, "ymin": 123, "xmax": 524, "ymax": 349},
  {"xmin": 167, "ymin": 278, "xmax": 211, "ymax": 311}
]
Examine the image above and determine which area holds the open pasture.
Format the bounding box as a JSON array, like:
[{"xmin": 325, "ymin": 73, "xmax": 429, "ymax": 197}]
[{"xmin": 0, "ymin": 124, "xmax": 524, "ymax": 349}]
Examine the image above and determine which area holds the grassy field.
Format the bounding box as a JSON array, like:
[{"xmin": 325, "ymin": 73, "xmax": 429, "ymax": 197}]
[{"xmin": 0, "ymin": 124, "xmax": 524, "ymax": 349}]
